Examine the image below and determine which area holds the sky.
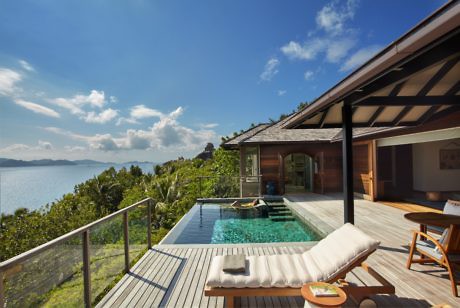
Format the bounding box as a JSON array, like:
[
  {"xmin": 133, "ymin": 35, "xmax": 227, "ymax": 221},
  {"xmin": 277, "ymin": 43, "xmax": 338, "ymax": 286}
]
[{"xmin": 0, "ymin": 0, "xmax": 446, "ymax": 163}]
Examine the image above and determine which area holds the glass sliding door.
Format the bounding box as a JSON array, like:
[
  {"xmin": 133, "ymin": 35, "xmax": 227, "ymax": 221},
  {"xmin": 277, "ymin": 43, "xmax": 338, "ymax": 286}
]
[{"xmin": 284, "ymin": 153, "xmax": 313, "ymax": 193}]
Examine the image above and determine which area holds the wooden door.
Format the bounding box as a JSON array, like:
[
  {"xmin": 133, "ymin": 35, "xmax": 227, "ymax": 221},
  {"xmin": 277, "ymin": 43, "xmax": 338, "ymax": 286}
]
[{"xmin": 353, "ymin": 141, "xmax": 375, "ymax": 201}]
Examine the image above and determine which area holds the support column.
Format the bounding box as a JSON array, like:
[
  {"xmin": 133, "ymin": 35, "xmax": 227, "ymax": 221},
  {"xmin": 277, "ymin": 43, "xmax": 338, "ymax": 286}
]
[
  {"xmin": 342, "ymin": 103, "xmax": 354, "ymax": 224},
  {"xmin": 239, "ymin": 147, "xmax": 244, "ymax": 198}
]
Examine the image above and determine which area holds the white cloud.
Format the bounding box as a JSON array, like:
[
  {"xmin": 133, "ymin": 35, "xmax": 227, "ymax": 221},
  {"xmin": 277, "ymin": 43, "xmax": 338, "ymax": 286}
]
[
  {"xmin": 19, "ymin": 60, "xmax": 34, "ymax": 72},
  {"xmin": 64, "ymin": 145, "xmax": 86, "ymax": 152},
  {"xmin": 281, "ymin": 40, "xmax": 326, "ymax": 61},
  {"xmin": 130, "ymin": 105, "xmax": 164, "ymax": 119},
  {"xmin": 277, "ymin": 90, "xmax": 287, "ymax": 96},
  {"xmin": 304, "ymin": 70, "xmax": 314, "ymax": 81},
  {"xmin": 50, "ymin": 90, "xmax": 122, "ymax": 124},
  {"xmin": 51, "ymin": 90, "xmax": 107, "ymax": 115},
  {"xmin": 316, "ymin": 0, "xmax": 358, "ymax": 35},
  {"xmin": 14, "ymin": 99, "xmax": 60, "ymax": 118},
  {"xmin": 116, "ymin": 117, "xmax": 140, "ymax": 126},
  {"xmin": 340, "ymin": 45, "xmax": 382, "ymax": 71},
  {"xmin": 0, "ymin": 68, "xmax": 22, "ymax": 96},
  {"xmin": 325, "ymin": 38, "xmax": 356, "ymax": 63},
  {"xmin": 259, "ymin": 57, "xmax": 280, "ymax": 81},
  {"xmin": 280, "ymin": 0, "xmax": 363, "ymax": 75},
  {"xmin": 44, "ymin": 106, "xmax": 217, "ymax": 152},
  {"xmin": 0, "ymin": 140, "xmax": 53, "ymax": 153},
  {"xmin": 281, "ymin": 38, "xmax": 356, "ymax": 63},
  {"xmin": 200, "ymin": 123, "xmax": 219, "ymax": 128},
  {"xmin": 83, "ymin": 108, "xmax": 119, "ymax": 124},
  {"xmin": 117, "ymin": 105, "xmax": 179, "ymax": 126},
  {"xmin": 0, "ymin": 143, "xmax": 30, "ymax": 153},
  {"xmin": 38, "ymin": 140, "xmax": 53, "ymax": 150}
]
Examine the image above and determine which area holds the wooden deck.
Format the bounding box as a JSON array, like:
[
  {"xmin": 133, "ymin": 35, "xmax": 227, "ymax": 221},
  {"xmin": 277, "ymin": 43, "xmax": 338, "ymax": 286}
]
[{"xmin": 98, "ymin": 194, "xmax": 459, "ymax": 307}]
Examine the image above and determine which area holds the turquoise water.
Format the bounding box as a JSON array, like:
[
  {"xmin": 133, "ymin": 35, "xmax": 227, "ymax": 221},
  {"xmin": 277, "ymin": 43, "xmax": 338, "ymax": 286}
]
[
  {"xmin": 0, "ymin": 163, "xmax": 154, "ymax": 214},
  {"xmin": 162, "ymin": 203, "xmax": 321, "ymax": 244},
  {"xmin": 211, "ymin": 217, "xmax": 318, "ymax": 243}
]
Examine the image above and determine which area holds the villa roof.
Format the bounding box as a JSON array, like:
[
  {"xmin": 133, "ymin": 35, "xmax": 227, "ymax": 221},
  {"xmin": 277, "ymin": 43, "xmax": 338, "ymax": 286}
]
[
  {"xmin": 221, "ymin": 123, "xmax": 270, "ymax": 149},
  {"xmin": 242, "ymin": 117, "xmax": 341, "ymax": 144},
  {"xmin": 283, "ymin": 1, "xmax": 460, "ymax": 129},
  {"xmin": 223, "ymin": 113, "xmax": 404, "ymax": 147}
]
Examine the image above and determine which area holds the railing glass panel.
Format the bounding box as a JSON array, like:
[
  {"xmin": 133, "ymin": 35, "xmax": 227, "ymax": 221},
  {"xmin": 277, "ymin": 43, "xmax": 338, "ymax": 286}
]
[
  {"xmin": 3, "ymin": 235, "xmax": 84, "ymax": 307},
  {"xmin": 89, "ymin": 215, "xmax": 125, "ymax": 304},
  {"xmin": 128, "ymin": 204, "xmax": 148, "ymax": 266}
]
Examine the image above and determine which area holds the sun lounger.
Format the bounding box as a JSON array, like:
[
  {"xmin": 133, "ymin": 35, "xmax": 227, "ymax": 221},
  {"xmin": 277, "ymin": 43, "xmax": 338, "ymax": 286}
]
[{"xmin": 205, "ymin": 223, "xmax": 394, "ymax": 307}]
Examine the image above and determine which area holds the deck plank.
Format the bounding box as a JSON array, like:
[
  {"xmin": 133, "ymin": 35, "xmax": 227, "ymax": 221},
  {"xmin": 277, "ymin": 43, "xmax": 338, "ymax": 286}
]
[{"xmin": 98, "ymin": 193, "xmax": 459, "ymax": 307}]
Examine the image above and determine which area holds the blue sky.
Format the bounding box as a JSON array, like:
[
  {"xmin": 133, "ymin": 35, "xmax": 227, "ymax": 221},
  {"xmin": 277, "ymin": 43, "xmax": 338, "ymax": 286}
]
[{"xmin": 0, "ymin": 0, "xmax": 445, "ymax": 162}]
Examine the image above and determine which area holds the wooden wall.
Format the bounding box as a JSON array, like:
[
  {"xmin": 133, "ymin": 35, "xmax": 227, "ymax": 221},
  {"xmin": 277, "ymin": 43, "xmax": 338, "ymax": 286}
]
[{"xmin": 254, "ymin": 143, "xmax": 343, "ymax": 195}]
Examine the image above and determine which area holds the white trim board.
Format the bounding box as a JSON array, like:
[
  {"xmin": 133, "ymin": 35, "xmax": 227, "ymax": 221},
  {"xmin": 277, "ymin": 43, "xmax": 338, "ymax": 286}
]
[{"xmin": 376, "ymin": 127, "xmax": 460, "ymax": 147}]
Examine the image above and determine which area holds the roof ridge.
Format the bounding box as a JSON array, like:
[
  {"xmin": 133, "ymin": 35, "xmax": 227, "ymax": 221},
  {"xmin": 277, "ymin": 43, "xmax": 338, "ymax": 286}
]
[{"xmin": 221, "ymin": 123, "xmax": 270, "ymax": 146}]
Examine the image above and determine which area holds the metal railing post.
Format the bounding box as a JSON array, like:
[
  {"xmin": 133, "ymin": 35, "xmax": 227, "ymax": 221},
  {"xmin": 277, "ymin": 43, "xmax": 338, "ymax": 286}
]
[
  {"xmin": 0, "ymin": 270, "xmax": 5, "ymax": 308},
  {"xmin": 123, "ymin": 212, "xmax": 130, "ymax": 273},
  {"xmin": 147, "ymin": 199, "xmax": 152, "ymax": 249},
  {"xmin": 82, "ymin": 230, "xmax": 91, "ymax": 308}
]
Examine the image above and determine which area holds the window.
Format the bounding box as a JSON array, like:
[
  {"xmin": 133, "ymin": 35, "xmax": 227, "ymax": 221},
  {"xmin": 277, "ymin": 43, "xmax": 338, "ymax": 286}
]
[{"xmin": 244, "ymin": 147, "xmax": 259, "ymax": 176}]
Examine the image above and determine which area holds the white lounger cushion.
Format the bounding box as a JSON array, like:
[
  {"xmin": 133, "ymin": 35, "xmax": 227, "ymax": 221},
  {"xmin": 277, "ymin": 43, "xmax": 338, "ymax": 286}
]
[{"xmin": 206, "ymin": 223, "xmax": 380, "ymax": 288}]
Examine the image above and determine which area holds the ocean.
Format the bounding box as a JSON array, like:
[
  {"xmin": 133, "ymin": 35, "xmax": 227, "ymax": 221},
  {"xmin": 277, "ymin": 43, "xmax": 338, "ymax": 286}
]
[{"xmin": 0, "ymin": 163, "xmax": 154, "ymax": 215}]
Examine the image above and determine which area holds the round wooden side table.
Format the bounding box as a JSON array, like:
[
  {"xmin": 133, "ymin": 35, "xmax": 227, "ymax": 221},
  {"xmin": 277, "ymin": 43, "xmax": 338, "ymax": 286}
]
[{"xmin": 301, "ymin": 282, "xmax": 347, "ymax": 308}]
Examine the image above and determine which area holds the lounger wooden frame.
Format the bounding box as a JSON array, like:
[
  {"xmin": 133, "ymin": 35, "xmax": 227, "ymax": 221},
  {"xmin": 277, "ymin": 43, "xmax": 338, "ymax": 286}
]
[{"xmin": 205, "ymin": 251, "xmax": 395, "ymax": 307}]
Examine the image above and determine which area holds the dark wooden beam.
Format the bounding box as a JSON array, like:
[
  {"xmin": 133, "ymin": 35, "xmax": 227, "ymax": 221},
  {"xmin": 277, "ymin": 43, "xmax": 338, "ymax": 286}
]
[
  {"xmin": 345, "ymin": 33, "xmax": 460, "ymax": 105},
  {"xmin": 366, "ymin": 106, "xmax": 386, "ymax": 127},
  {"xmin": 342, "ymin": 102, "xmax": 354, "ymax": 224},
  {"xmin": 392, "ymin": 106, "xmax": 412, "ymax": 126},
  {"xmin": 446, "ymin": 80, "xmax": 460, "ymax": 96},
  {"xmin": 318, "ymin": 109, "xmax": 329, "ymax": 128},
  {"xmin": 394, "ymin": 58, "xmax": 459, "ymax": 126},
  {"xmin": 417, "ymin": 105, "xmax": 441, "ymax": 124},
  {"xmin": 354, "ymin": 95, "xmax": 458, "ymax": 106},
  {"xmin": 418, "ymin": 57, "xmax": 459, "ymax": 96},
  {"xmin": 420, "ymin": 104, "xmax": 460, "ymax": 124},
  {"xmin": 366, "ymin": 82, "xmax": 406, "ymax": 126}
]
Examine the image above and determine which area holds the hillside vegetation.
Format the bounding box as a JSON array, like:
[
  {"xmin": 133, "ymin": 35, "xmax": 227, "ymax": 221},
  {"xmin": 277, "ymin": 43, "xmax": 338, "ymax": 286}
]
[{"xmin": 0, "ymin": 147, "xmax": 239, "ymax": 262}]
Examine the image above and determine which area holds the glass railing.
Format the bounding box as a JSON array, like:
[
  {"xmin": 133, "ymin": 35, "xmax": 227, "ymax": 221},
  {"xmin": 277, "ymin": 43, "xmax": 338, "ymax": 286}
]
[
  {"xmin": 0, "ymin": 198, "xmax": 154, "ymax": 308},
  {"xmin": 197, "ymin": 175, "xmax": 262, "ymax": 198}
]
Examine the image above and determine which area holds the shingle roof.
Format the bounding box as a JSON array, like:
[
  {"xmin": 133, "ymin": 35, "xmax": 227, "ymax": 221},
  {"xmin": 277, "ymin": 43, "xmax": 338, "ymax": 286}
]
[
  {"xmin": 221, "ymin": 124, "xmax": 270, "ymax": 149},
  {"xmin": 243, "ymin": 119, "xmax": 341, "ymax": 144},
  {"xmin": 227, "ymin": 114, "xmax": 337, "ymax": 144},
  {"xmin": 223, "ymin": 114, "xmax": 405, "ymax": 148}
]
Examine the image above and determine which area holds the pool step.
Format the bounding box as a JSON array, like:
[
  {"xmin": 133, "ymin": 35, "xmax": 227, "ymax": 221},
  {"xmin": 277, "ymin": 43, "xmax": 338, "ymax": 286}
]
[
  {"xmin": 270, "ymin": 206, "xmax": 287, "ymax": 211},
  {"xmin": 267, "ymin": 203, "xmax": 285, "ymax": 207},
  {"xmin": 270, "ymin": 216, "xmax": 295, "ymax": 222},
  {"xmin": 269, "ymin": 211, "xmax": 292, "ymax": 216}
]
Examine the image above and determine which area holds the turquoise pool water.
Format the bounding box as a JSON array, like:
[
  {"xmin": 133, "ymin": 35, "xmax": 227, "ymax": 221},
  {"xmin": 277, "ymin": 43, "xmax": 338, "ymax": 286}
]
[{"xmin": 161, "ymin": 202, "xmax": 321, "ymax": 244}]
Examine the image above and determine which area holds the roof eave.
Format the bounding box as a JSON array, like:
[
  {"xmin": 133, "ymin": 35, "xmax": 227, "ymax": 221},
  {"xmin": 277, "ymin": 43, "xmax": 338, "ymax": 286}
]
[{"xmin": 282, "ymin": 1, "xmax": 460, "ymax": 129}]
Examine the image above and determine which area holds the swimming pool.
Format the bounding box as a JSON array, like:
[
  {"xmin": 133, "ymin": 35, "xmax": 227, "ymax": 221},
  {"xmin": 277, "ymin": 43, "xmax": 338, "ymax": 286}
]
[{"xmin": 161, "ymin": 201, "xmax": 321, "ymax": 244}]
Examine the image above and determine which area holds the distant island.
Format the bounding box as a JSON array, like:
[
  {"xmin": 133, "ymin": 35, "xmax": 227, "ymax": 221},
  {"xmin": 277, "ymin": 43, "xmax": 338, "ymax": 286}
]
[{"xmin": 0, "ymin": 158, "xmax": 155, "ymax": 168}]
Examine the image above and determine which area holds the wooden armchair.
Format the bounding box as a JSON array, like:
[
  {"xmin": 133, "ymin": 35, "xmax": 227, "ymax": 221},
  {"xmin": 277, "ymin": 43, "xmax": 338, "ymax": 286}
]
[{"xmin": 407, "ymin": 224, "xmax": 460, "ymax": 296}]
